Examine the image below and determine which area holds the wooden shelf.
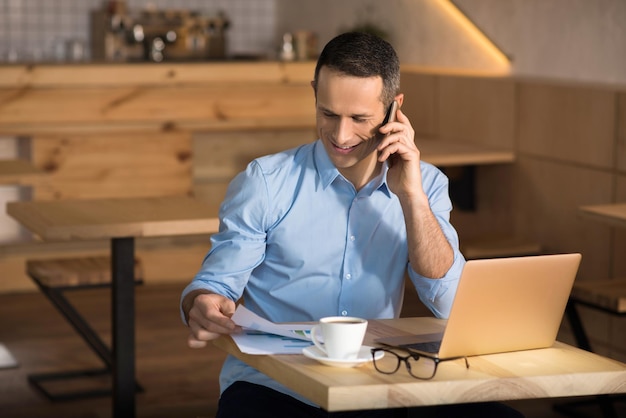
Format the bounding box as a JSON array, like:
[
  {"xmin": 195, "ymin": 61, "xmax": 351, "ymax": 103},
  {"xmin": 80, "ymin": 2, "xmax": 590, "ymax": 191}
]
[
  {"xmin": 579, "ymin": 203, "xmax": 626, "ymax": 229},
  {"xmin": 419, "ymin": 139, "xmax": 515, "ymax": 167},
  {"xmin": 0, "ymin": 159, "xmax": 44, "ymax": 185},
  {"xmin": 461, "ymin": 236, "xmax": 541, "ymax": 260}
]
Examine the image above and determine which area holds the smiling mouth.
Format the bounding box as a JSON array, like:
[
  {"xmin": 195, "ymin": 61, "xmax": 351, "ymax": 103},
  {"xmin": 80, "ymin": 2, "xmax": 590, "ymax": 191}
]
[
  {"xmin": 332, "ymin": 144, "xmax": 358, "ymax": 155},
  {"xmin": 333, "ymin": 142, "xmax": 359, "ymax": 152}
]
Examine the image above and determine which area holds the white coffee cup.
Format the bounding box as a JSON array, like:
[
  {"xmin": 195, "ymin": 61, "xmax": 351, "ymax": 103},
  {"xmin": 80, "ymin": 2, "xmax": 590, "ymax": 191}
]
[{"xmin": 311, "ymin": 316, "xmax": 368, "ymax": 360}]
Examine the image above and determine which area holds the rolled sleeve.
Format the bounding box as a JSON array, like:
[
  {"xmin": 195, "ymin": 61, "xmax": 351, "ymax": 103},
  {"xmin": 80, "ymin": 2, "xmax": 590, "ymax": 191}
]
[{"xmin": 408, "ymin": 251, "xmax": 465, "ymax": 318}]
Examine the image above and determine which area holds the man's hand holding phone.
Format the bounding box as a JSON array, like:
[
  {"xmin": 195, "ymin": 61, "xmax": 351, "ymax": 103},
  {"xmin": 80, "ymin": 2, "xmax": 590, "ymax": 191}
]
[{"xmin": 377, "ymin": 99, "xmax": 425, "ymax": 201}]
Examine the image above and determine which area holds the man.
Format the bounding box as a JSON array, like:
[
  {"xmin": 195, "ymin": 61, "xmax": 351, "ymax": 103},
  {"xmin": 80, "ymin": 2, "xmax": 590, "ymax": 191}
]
[{"xmin": 181, "ymin": 32, "xmax": 502, "ymax": 417}]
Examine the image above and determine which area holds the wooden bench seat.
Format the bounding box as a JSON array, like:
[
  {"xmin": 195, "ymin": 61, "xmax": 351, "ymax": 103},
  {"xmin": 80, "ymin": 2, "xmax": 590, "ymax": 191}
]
[
  {"xmin": 27, "ymin": 256, "xmax": 143, "ymax": 288},
  {"xmin": 0, "ymin": 234, "xmax": 212, "ymax": 293},
  {"xmin": 0, "ymin": 159, "xmax": 44, "ymax": 185},
  {"xmin": 569, "ymin": 278, "xmax": 626, "ymax": 314}
]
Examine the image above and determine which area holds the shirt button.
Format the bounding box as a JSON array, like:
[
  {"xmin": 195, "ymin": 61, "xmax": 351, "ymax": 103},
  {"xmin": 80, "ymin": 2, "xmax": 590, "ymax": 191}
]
[
  {"xmin": 350, "ymin": 235, "xmax": 355, "ymax": 241},
  {"xmin": 341, "ymin": 310, "xmax": 348, "ymax": 316},
  {"xmin": 345, "ymin": 273, "xmax": 352, "ymax": 280}
]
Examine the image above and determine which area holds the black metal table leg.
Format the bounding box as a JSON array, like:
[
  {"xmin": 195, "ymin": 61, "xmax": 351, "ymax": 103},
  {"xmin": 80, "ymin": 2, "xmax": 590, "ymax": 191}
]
[
  {"xmin": 565, "ymin": 298, "xmax": 592, "ymax": 352},
  {"xmin": 111, "ymin": 237, "xmax": 136, "ymax": 418}
]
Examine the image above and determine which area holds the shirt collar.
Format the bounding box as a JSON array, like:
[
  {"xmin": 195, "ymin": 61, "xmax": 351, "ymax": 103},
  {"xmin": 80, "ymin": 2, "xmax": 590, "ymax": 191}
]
[
  {"xmin": 313, "ymin": 139, "xmax": 392, "ymax": 197},
  {"xmin": 313, "ymin": 140, "xmax": 340, "ymax": 189},
  {"xmin": 376, "ymin": 163, "xmax": 393, "ymax": 197}
]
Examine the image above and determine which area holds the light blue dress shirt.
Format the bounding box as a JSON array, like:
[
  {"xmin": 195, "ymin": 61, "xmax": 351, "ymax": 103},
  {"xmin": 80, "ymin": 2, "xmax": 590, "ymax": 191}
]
[{"xmin": 181, "ymin": 139, "xmax": 465, "ymax": 406}]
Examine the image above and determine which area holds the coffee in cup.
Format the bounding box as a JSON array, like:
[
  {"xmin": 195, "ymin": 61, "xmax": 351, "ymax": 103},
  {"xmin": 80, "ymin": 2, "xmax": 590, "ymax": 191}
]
[{"xmin": 311, "ymin": 316, "xmax": 368, "ymax": 360}]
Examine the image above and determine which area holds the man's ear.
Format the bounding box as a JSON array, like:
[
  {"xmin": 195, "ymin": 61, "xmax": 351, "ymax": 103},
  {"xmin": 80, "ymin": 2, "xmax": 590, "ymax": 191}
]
[
  {"xmin": 311, "ymin": 80, "xmax": 318, "ymax": 104},
  {"xmin": 394, "ymin": 93, "xmax": 404, "ymax": 108}
]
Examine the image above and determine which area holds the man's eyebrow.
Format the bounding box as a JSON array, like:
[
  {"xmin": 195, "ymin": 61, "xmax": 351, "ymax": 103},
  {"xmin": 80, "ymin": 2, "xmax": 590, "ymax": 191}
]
[{"xmin": 317, "ymin": 104, "xmax": 336, "ymax": 114}]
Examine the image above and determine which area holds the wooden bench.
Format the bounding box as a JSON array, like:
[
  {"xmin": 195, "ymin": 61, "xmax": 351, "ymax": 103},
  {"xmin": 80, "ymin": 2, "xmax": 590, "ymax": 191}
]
[
  {"xmin": 555, "ymin": 278, "xmax": 626, "ymax": 418},
  {"xmin": 0, "ymin": 159, "xmax": 44, "ymax": 185},
  {"xmin": 0, "ymin": 233, "xmax": 214, "ymax": 293},
  {"xmin": 26, "ymin": 256, "xmax": 144, "ymax": 401},
  {"xmin": 569, "ymin": 279, "xmax": 626, "ymax": 316}
]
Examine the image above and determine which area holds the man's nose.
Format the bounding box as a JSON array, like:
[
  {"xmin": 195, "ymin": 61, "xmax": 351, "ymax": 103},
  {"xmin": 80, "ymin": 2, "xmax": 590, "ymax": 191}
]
[{"xmin": 334, "ymin": 117, "xmax": 353, "ymax": 143}]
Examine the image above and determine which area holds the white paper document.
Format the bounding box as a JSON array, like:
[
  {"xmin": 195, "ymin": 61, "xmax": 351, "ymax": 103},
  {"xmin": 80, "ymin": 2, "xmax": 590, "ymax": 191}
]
[{"xmin": 230, "ymin": 305, "xmax": 314, "ymax": 355}]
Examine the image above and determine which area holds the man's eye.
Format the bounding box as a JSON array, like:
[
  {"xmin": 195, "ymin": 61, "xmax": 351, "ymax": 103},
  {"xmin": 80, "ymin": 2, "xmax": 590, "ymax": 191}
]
[{"xmin": 353, "ymin": 117, "xmax": 366, "ymax": 123}]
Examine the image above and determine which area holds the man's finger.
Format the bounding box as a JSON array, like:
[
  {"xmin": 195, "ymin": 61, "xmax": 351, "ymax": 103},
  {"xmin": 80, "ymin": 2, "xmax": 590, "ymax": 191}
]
[{"xmin": 188, "ymin": 332, "xmax": 208, "ymax": 348}]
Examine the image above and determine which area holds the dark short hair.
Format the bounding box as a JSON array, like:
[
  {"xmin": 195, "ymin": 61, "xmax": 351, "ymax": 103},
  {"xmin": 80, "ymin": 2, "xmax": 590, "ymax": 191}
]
[{"xmin": 312, "ymin": 32, "xmax": 400, "ymax": 107}]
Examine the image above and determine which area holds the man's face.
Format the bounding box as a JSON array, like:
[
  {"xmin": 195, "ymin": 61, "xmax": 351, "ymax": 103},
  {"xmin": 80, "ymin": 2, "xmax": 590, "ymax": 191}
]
[{"xmin": 314, "ymin": 67, "xmax": 387, "ymax": 178}]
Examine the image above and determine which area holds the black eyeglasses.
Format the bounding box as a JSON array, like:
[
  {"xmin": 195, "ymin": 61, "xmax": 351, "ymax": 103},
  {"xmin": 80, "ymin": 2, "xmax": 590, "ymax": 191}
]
[{"xmin": 371, "ymin": 347, "xmax": 469, "ymax": 380}]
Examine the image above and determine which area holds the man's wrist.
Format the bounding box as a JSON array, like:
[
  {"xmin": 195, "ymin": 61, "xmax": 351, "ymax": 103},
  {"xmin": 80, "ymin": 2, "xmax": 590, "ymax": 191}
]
[{"xmin": 182, "ymin": 289, "xmax": 213, "ymax": 323}]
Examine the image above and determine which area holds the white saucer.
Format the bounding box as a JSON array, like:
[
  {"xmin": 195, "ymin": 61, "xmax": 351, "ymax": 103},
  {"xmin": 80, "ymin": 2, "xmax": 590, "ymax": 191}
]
[{"xmin": 302, "ymin": 345, "xmax": 383, "ymax": 368}]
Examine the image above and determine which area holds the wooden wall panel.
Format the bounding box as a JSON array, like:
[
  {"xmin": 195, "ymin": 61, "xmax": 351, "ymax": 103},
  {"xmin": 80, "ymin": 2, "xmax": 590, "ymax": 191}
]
[
  {"xmin": 614, "ymin": 175, "xmax": 626, "ymax": 278},
  {"xmin": 450, "ymin": 164, "xmax": 515, "ymax": 242},
  {"xmin": 618, "ymin": 93, "xmax": 626, "ymax": 173},
  {"xmin": 193, "ymin": 182, "xmax": 230, "ymax": 211},
  {"xmin": 438, "ymin": 76, "xmax": 515, "ymax": 148},
  {"xmin": 192, "ymin": 129, "xmax": 316, "ymax": 210},
  {"xmin": 31, "ymin": 132, "xmax": 192, "ymax": 200},
  {"xmin": 137, "ymin": 240, "xmax": 210, "ymax": 284},
  {"xmin": 412, "ymin": 75, "xmax": 517, "ymax": 244},
  {"xmin": 399, "ymin": 72, "xmax": 438, "ymax": 138},
  {"xmin": 193, "ymin": 129, "xmax": 317, "ymax": 183},
  {"xmin": 510, "ymin": 157, "xmax": 613, "ymax": 282},
  {"xmin": 517, "ymin": 82, "xmax": 615, "ymax": 169},
  {"xmin": 0, "ymin": 85, "xmax": 314, "ymax": 129},
  {"xmin": 0, "ymin": 63, "xmax": 317, "ymax": 136}
]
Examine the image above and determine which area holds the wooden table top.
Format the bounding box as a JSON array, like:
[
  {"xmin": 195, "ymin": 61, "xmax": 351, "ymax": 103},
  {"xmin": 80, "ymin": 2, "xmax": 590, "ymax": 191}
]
[
  {"xmin": 579, "ymin": 203, "xmax": 626, "ymax": 229},
  {"xmin": 214, "ymin": 317, "xmax": 626, "ymax": 411},
  {"xmin": 418, "ymin": 139, "xmax": 515, "ymax": 167},
  {"xmin": 7, "ymin": 196, "xmax": 220, "ymax": 241}
]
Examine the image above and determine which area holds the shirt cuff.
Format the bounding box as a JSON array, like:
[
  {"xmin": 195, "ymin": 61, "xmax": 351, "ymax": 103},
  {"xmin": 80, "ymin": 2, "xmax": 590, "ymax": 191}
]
[{"xmin": 408, "ymin": 252, "xmax": 465, "ymax": 318}]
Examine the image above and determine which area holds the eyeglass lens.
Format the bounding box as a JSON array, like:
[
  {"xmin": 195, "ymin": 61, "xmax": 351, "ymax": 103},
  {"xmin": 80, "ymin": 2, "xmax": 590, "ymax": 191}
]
[{"xmin": 372, "ymin": 348, "xmax": 437, "ymax": 379}]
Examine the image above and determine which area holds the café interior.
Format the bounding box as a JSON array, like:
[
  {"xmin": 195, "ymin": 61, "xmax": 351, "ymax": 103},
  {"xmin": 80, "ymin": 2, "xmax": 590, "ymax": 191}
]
[{"xmin": 0, "ymin": 0, "xmax": 625, "ymax": 417}]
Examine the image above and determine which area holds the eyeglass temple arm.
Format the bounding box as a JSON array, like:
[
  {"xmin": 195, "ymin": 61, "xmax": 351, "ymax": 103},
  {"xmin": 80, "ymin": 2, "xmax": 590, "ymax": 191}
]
[
  {"xmin": 440, "ymin": 356, "xmax": 469, "ymax": 369},
  {"xmin": 461, "ymin": 357, "xmax": 470, "ymax": 369}
]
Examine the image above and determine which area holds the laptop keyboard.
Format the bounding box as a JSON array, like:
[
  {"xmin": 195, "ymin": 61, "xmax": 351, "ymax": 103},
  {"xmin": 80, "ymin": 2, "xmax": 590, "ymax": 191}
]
[{"xmin": 402, "ymin": 340, "xmax": 442, "ymax": 354}]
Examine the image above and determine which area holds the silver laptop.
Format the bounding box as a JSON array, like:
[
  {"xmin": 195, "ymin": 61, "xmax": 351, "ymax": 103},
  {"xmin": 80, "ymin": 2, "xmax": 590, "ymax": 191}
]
[{"xmin": 377, "ymin": 253, "xmax": 582, "ymax": 359}]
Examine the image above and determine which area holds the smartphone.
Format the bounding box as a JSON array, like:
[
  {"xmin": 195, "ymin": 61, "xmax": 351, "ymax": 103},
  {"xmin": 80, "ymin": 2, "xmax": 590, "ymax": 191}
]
[
  {"xmin": 382, "ymin": 100, "xmax": 398, "ymax": 127},
  {"xmin": 377, "ymin": 100, "xmax": 398, "ymax": 143}
]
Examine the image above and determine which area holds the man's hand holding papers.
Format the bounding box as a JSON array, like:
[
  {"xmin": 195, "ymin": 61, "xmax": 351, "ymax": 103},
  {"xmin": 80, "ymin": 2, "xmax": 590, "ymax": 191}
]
[{"xmin": 230, "ymin": 305, "xmax": 314, "ymax": 354}]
